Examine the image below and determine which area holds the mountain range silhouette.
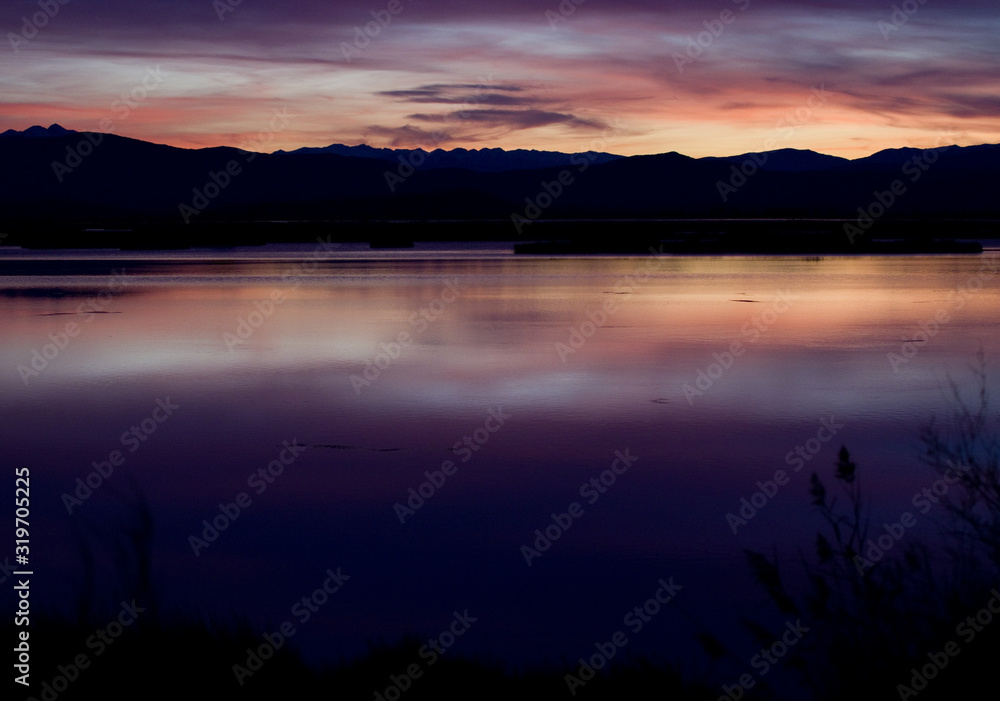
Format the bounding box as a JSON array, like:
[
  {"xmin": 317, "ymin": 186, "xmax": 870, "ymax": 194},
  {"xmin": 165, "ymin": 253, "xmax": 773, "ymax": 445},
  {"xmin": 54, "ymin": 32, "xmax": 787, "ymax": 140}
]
[{"xmin": 0, "ymin": 125, "xmax": 996, "ymax": 249}]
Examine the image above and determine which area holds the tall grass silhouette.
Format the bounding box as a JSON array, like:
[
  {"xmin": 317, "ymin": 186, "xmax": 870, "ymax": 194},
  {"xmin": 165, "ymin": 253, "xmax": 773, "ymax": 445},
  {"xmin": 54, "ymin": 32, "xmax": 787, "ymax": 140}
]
[{"xmin": 737, "ymin": 352, "xmax": 1000, "ymax": 699}]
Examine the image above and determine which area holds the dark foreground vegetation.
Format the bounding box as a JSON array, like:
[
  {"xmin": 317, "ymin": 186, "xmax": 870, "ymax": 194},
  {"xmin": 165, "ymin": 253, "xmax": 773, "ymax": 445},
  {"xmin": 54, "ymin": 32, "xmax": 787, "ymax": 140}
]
[{"xmin": 11, "ymin": 358, "xmax": 999, "ymax": 700}]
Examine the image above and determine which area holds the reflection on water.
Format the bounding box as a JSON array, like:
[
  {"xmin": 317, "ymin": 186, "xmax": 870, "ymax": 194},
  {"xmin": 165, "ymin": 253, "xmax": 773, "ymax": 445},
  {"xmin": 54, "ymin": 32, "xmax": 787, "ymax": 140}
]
[{"xmin": 2, "ymin": 245, "xmax": 999, "ymax": 668}]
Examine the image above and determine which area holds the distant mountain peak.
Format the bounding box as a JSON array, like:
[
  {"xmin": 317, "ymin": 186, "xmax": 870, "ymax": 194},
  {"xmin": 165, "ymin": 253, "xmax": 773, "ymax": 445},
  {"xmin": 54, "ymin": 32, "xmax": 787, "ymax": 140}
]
[
  {"xmin": 0, "ymin": 123, "xmax": 77, "ymax": 139},
  {"xmin": 703, "ymin": 148, "xmax": 850, "ymax": 172},
  {"xmin": 281, "ymin": 142, "xmax": 624, "ymax": 172}
]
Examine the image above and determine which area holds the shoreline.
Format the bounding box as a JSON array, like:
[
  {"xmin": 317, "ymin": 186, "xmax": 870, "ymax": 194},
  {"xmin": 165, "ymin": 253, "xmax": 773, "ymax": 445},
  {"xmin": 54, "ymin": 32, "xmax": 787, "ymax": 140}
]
[{"xmin": 1, "ymin": 218, "xmax": 996, "ymax": 254}]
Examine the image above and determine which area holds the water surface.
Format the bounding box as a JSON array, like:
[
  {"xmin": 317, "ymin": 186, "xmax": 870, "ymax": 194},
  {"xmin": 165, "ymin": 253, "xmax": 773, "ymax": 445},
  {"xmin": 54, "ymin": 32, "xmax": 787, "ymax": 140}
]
[{"xmin": 2, "ymin": 243, "xmax": 998, "ymax": 674}]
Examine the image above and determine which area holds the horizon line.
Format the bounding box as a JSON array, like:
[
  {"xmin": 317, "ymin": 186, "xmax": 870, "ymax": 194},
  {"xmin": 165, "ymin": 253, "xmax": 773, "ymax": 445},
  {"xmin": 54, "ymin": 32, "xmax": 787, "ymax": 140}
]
[{"xmin": 5, "ymin": 123, "xmax": 997, "ymax": 163}]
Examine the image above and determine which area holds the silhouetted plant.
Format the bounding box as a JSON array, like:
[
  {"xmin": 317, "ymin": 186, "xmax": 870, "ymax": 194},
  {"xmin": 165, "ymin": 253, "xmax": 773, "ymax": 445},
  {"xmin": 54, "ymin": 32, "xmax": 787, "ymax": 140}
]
[
  {"xmin": 919, "ymin": 350, "xmax": 1000, "ymax": 574},
  {"xmin": 742, "ymin": 357, "xmax": 1000, "ymax": 700}
]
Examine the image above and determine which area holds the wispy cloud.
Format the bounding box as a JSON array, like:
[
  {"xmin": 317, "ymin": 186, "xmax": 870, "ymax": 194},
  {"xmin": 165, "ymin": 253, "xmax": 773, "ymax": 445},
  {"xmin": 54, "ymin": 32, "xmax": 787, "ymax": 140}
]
[
  {"xmin": 407, "ymin": 108, "xmax": 607, "ymax": 130},
  {"xmin": 1, "ymin": 0, "xmax": 997, "ymax": 156}
]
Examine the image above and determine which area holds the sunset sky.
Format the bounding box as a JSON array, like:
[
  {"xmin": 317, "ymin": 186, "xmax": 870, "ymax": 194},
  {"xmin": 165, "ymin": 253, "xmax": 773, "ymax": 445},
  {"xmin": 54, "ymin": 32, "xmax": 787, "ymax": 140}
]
[{"xmin": 2, "ymin": 0, "xmax": 998, "ymax": 158}]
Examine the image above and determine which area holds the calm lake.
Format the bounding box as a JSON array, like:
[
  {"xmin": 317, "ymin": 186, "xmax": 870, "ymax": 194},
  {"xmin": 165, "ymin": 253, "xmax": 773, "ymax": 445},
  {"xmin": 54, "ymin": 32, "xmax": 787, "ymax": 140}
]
[{"xmin": 3, "ymin": 242, "xmax": 999, "ymax": 676}]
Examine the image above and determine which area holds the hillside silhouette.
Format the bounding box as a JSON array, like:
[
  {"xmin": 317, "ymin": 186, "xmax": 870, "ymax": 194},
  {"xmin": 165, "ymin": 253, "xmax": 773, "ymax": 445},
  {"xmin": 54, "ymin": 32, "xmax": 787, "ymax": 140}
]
[{"xmin": 0, "ymin": 126, "xmax": 996, "ymax": 249}]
